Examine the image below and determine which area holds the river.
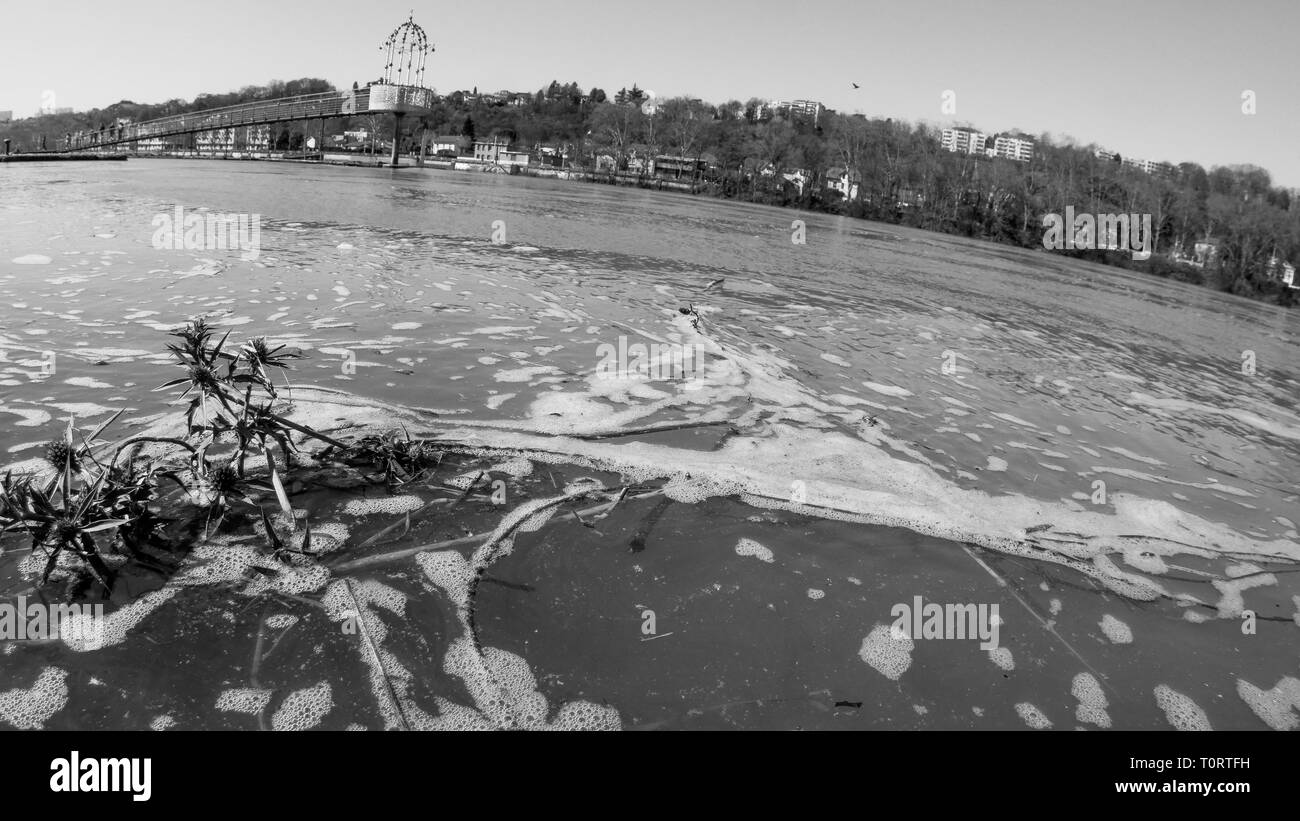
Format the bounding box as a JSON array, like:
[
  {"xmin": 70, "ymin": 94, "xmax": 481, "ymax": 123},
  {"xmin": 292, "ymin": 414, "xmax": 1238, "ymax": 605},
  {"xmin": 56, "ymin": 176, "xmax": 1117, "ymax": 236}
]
[{"xmin": 0, "ymin": 159, "xmax": 1297, "ymax": 730}]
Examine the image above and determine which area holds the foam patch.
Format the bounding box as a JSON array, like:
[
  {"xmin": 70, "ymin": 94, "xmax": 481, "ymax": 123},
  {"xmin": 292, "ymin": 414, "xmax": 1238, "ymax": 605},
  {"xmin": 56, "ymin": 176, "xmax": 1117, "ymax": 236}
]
[
  {"xmin": 1015, "ymin": 702, "xmax": 1052, "ymax": 729},
  {"xmin": 0, "ymin": 667, "xmax": 69, "ymax": 730},
  {"xmin": 1153, "ymin": 684, "xmax": 1212, "ymax": 731},
  {"xmin": 859, "ymin": 624, "xmax": 913, "ymax": 681}
]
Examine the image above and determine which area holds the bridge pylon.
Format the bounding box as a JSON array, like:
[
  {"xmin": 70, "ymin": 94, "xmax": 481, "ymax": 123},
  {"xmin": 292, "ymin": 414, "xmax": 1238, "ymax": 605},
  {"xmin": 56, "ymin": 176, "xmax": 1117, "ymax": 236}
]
[{"xmin": 369, "ymin": 14, "xmax": 436, "ymax": 167}]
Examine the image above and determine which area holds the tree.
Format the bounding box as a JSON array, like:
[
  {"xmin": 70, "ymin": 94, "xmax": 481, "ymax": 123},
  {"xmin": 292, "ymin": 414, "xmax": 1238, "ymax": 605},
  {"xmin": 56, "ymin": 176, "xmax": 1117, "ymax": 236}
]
[
  {"xmin": 590, "ymin": 102, "xmax": 642, "ymax": 166},
  {"xmin": 461, "ymin": 115, "xmax": 476, "ymax": 142}
]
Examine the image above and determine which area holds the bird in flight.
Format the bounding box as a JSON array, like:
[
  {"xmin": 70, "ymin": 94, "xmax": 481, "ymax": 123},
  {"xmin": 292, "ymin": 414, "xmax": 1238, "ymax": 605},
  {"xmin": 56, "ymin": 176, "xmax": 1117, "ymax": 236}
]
[{"xmin": 852, "ymin": 83, "xmax": 860, "ymax": 89}]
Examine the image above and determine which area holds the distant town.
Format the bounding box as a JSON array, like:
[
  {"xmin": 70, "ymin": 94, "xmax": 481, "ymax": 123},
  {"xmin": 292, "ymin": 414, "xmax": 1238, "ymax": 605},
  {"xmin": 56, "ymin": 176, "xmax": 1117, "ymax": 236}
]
[{"xmin": 3, "ymin": 78, "xmax": 1296, "ymax": 306}]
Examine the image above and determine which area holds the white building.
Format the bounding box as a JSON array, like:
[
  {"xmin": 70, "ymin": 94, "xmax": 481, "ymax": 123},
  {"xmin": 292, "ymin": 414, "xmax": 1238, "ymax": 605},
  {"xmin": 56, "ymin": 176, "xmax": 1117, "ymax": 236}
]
[
  {"xmin": 195, "ymin": 125, "xmax": 272, "ymax": 153},
  {"xmin": 826, "ymin": 167, "xmax": 861, "ymax": 201},
  {"xmin": 763, "ymin": 99, "xmax": 825, "ymax": 123},
  {"xmin": 941, "ymin": 127, "xmax": 987, "ymax": 155},
  {"xmin": 993, "ymin": 134, "xmax": 1034, "ymax": 162}
]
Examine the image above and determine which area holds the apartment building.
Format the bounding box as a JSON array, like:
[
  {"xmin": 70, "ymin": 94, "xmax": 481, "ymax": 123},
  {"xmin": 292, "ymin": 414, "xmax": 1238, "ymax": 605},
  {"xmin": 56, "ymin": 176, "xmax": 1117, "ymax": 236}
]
[
  {"xmin": 941, "ymin": 127, "xmax": 987, "ymax": 155},
  {"xmin": 764, "ymin": 99, "xmax": 825, "ymax": 123},
  {"xmin": 993, "ymin": 133, "xmax": 1034, "ymax": 162}
]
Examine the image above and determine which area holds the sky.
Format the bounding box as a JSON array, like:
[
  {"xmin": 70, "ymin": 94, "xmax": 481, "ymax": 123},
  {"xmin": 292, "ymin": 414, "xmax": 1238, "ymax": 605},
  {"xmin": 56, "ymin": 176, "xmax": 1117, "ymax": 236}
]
[{"xmin": 2, "ymin": 0, "xmax": 1298, "ymax": 185}]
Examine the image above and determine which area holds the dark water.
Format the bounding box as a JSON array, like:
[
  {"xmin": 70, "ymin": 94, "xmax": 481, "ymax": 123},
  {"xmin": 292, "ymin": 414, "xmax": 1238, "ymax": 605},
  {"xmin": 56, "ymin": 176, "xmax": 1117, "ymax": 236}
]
[{"xmin": 0, "ymin": 159, "xmax": 1297, "ymax": 730}]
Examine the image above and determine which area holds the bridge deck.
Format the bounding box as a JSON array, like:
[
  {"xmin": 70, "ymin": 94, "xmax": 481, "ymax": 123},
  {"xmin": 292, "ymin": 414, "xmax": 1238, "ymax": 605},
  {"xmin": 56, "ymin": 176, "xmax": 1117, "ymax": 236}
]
[{"xmin": 64, "ymin": 88, "xmax": 380, "ymax": 151}]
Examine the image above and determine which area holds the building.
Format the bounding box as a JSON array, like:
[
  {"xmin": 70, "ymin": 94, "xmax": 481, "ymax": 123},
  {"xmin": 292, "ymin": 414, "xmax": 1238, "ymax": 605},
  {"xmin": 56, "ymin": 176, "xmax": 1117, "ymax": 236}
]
[
  {"xmin": 473, "ymin": 137, "xmax": 510, "ymax": 162},
  {"xmin": 135, "ymin": 136, "xmax": 171, "ymax": 152},
  {"xmin": 1121, "ymin": 155, "xmax": 1174, "ymax": 176},
  {"xmin": 194, "ymin": 125, "xmax": 272, "ymax": 153},
  {"xmin": 473, "ymin": 138, "xmax": 529, "ymax": 166},
  {"xmin": 430, "ymin": 135, "xmax": 465, "ymax": 155},
  {"xmin": 1266, "ymin": 255, "xmax": 1297, "ymax": 286},
  {"xmin": 993, "ymin": 133, "xmax": 1034, "ymax": 162},
  {"xmin": 537, "ymin": 145, "xmax": 572, "ymax": 167},
  {"xmin": 652, "ymin": 155, "xmax": 708, "ymax": 181},
  {"xmin": 941, "ymin": 127, "xmax": 988, "ymax": 155},
  {"xmin": 762, "ymin": 99, "xmax": 825, "ymax": 123},
  {"xmin": 780, "ymin": 169, "xmax": 811, "ymax": 195},
  {"xmin": 826, "ymin": 167, "xmax": 861, "ymax": 201}
]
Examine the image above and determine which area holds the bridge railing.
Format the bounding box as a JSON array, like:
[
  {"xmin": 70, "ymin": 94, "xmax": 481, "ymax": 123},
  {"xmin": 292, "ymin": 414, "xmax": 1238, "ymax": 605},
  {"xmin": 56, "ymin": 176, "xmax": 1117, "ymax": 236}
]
[{"xmin": 73, "ymin": 88, "xmax": 375, "ymax": 149}]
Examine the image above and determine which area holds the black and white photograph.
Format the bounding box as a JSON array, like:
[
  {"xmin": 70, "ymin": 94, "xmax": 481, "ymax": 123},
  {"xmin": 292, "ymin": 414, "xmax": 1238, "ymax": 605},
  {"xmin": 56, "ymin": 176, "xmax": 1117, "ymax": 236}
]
[{"xmin": 0, "ymin": 0, "xmax": 1295, "ymax": 800}]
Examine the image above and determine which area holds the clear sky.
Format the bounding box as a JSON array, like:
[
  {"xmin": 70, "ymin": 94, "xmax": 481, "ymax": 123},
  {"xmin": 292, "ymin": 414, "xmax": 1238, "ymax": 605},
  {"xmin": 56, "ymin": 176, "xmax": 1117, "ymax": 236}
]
[{"xmin": 3, "ymin": 0, "xmax": 1298, "ymax": 185}]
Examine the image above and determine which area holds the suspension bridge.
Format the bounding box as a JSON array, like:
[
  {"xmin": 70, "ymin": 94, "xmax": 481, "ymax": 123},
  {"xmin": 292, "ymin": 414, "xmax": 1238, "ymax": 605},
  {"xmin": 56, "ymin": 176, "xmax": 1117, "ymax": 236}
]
[{"xmin": 14, "ymin": 15, "xmax": 435, "ymax": 168}]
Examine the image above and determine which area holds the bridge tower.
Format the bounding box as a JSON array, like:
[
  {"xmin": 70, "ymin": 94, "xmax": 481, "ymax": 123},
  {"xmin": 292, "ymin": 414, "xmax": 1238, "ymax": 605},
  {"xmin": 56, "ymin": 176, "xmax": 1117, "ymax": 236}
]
[{"xmin": 368, "ymin": 14, "xmax": 435, "ymax": 167}]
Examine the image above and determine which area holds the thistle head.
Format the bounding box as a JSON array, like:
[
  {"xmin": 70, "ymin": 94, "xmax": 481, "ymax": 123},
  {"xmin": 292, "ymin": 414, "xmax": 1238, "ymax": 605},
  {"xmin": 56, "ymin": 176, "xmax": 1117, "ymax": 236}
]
[{"xmin": 44, "ymin": 439, "xmax": 79, "ymax": 472}]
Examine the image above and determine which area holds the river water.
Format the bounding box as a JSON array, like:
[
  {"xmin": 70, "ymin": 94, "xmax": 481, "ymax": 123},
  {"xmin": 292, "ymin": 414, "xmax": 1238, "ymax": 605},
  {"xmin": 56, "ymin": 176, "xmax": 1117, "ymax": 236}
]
[{"xmin": 0, "ymin": 159, "xmax": 1297, "ymax": 730}]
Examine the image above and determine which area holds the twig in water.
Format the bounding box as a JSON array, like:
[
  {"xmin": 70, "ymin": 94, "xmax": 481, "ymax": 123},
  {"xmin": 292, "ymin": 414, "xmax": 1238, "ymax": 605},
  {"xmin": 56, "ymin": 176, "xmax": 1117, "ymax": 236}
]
[{"xmin": 340, "ymin": 578, "xmax": 411, "ymax": 732}]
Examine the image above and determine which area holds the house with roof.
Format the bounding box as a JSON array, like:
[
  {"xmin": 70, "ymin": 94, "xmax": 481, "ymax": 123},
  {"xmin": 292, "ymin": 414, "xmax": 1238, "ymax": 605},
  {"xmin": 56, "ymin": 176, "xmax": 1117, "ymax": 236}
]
[
  {"xmin": 430, "ymin": 135, "xmax": 466, "ymax": 156},
  {"xmin": 826, "ymin": 166, "xmax": 861, "ymax": 201}
]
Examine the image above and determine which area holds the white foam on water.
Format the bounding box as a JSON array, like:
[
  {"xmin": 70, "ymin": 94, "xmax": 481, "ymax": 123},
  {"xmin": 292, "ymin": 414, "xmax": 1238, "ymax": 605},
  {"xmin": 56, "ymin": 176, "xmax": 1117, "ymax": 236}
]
[
  {"xmin": 0, "ymin": 667, "xmax": 68, "ymax": 729},
  {"xmin": 735, "ymin": 538, "xmax": 774, "ymax": 563},
  {"xmin": 270, "ymin": 681, "xmax": 333, "ymax": 731},
  {"xmin": 472, "ymin": 326, "xmax": 533, "ymax": 335},
  {"xmin": 1211, "ymin": 573, "xmax": 1276, "ymax": 617},
  {"xmin": 859, "ymin": 623, "xmax": 913, "ymax": 681},
  {"xmin": 0, "ymin": 408, "xmax": 52, "ymax": 427},
  {"xmin": 496, "ymin": 366, "xmax": 561, "ymax": 383},
  {"xmin": 1235, "ymin": 676, "xmax": 1300, "ymax": 731},
  {"xmin": 434, "ymin": 638, "xmax": 620, "ymax": 731},
  {"xmin": 863, "ymin": 381, "xmax": 912, "ymax": 398},
  {"xmin": 1071, "ymin": 672, "xmax": 1111, "ymax": 728},
  {"xmin": 216, "ymin": 688, "xmax": 272, "ymax": 715},
  {"xmin": 1129, "ymin": 392, "xmax": 1300, "ymax": 443},
  {"xmin": 342, "ymin": 495, "xmax": 424, "ymax": 516},
  {"xmin": 49, "ymin": 402, "xmax": 117, "ymax": 417},
  {"xmin": 1099, "ymin": 614, "xmax": 1133, "ymax": 644},
  {"xmin": 992, "ymin": 412, "xmax": 1038, "ymax": 429},
  {"xmin": 987, "ymin": 646, "xmax": 1014, "ymax": 671},
  {"xmin": 150, "ymin": 715, "xmax": 176, "ymax": 730},
  {"xmin": 1015, "ymin": 702, "xmax": 1052, "ymax": 729},
  {"xmin": 1101, "ymin": 446, "xmax": 1164, "ymax": 466},
  {"xmin": 62, "ymin": 589, "xmax": 180, "ymax": 652},
  {"xmin": 1153, "ymin": 684, "xmax": 1212, "ymax": 730},
  {"xmin": 237, "ymin": 376, "xmax": 1300, "ymax": 605},
  {"xmin": 12, "ymin": 254, "xmax": 52, "ymax": 264}
]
